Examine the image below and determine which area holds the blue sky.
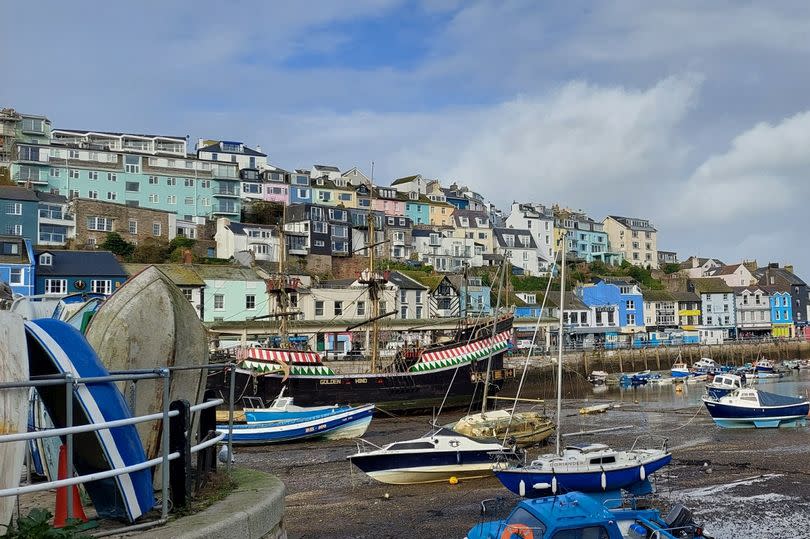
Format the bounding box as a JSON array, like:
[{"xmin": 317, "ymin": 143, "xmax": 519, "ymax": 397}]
[{"xmin": 2, "ymin": 1, "xmax": 810, "ymax": 273}]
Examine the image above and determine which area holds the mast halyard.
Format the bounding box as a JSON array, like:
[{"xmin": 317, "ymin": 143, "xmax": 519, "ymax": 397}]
[
  {"xmin": 480, "ymin": 262, "xmax": 505, "ymax": 415},
  {"xmin": 555, "ymin": 232, "xmax": 567, "ymax": 456}
]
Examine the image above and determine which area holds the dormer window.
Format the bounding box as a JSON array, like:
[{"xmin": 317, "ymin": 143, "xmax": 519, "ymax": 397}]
[
  {"xmin": 39, "ymin": 253, "xmax": 53, "ymax": 266},
  {"xmin": 221, "ymin": 142, "xmax": 242, "ymax": 153},
  {"xmin": 409, "ymin": 192, "xmax": 418, "ymax": 201}
]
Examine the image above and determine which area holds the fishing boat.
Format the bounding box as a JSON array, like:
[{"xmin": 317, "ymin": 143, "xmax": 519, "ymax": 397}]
[
  {"xmin": 705, "ymin": 373, "xmax": 743, "ymax": 400},
  {"xmin": 494, "ymin": 237, "xmax": 671, "ymax": 498},
  {"xmin": 587, "ymin": 370, "xmax": 609, "ymax": 384},
  {"xmin": 25, "ymin": 318, "xmax": 154, "ymax": 522},
  {"xmin": 494, "ymin": 442, "xmax": 672, "ymax": 498},
  {"xmin": 754, "ymin": 358, "xmax": 775, "ymax": 373},
  {"xmin": 670, "ymin": 360, "xmax": 690, "ymax": 378},
  {"xmin": 466, "ymin": 491, "xmax": 712, "ymax": 539},
  {"xmin": 347, "ymin": 428, "xmax": 510, "ymax": 484},
  {"xmin": 702, "ymin": 388, "xmax": 809, "ymax": 428},
  {"xmin": 0, "ymin": 313, "xmax": 28, "ymax": 530},
  {"xmin": 217, "ymin": 403, "xmax": 374, "ymax": 445}
]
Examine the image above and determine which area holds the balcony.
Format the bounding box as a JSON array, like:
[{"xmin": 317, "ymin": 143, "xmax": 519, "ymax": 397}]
[
  {"xmin": 38, "ymin": 208, "xmax": 73, "ymax": 225},
  {"xmin": 213, "ymin": 204, "xmax": 239, "ymax": 215},
  {"xmin": 13, "ymin": 173, "xmax": 48, "ymax": 186},
  {"xmin": 213, "ymin": 187, "xmax": 239, "ymax": 198}
]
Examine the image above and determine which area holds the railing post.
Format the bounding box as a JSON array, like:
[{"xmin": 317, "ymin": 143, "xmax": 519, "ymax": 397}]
[
  {"xmin": 227, "ymin": 363, "xmax": 235, "ymax": 473},
  {"xmin": 160, "ymin": 369, "xmax": 170, "ymax": 520},
  {"xmin": 65, "ymin": 373, "xmax": 73, "ymax": 521},
  {"xmin": 169, "ymin": 400, "xmax": 191, "ymax": 508}
]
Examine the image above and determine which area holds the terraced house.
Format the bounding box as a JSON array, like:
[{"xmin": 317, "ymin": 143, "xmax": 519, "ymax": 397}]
[{"xmin": 603, "ymin": 215, "xmax": 658, "ymax": 268}]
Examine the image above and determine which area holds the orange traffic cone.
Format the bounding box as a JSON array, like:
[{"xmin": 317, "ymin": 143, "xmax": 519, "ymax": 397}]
[{"xmin": 54, "ymin": 445, "xmax": 88, "ymax": 528}]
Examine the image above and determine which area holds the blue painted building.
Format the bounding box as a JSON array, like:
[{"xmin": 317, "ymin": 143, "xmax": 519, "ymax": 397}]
[
  {"xmin": 35, "ymin": 249, "xmax": 127, "ymax": 296},
  {"xmin": 456, "ymin": 276, "xmax": 492, "ymax": 316},
  {"xmin": 400, "ymin": 192, "xmax": 430, "ymax": 225},
  {"xmin": 769, "ymin": 289, "xmax": 793, "ymax": 337},
  {"xmin": 0, "ymin": 186, "xmax": 38, "ymax": 242},
  {"xmin": 288, "ymin": 170, "xmax": 313, "ymax": 205},
  {"xmin": 577, "ymin": 277, "xmax": 644, "ymax": 332},
  {"xmin": 0, "ymin": 236, "xmax": 36, "ymax": 296}
]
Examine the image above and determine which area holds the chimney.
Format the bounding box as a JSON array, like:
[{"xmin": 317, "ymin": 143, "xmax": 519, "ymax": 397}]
[
  {"xmin": 182, "ymin": 249, "xmax": 193, "ymax": 264},
  {"xmin": 743, "ymin": 259, "xmax": 758, "ymax": 272},
  {"xmin": 785, "ymin": 264, "xmax": 794, "ymax": 274},
  {"xmin": 256, "ymin": 144, "xmax": 262, "ymax": 154},
  {"xmin": 197, "ymin": 138, "xmax": 204, "ymax": 151}
]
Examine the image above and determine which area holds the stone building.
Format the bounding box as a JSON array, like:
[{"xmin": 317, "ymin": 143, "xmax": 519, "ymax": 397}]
[{"xmin": 72, "ymin": 198, "xmax": 173, "ymax": 247}]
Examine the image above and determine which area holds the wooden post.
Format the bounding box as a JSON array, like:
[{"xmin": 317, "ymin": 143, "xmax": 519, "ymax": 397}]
[
  {"xmin": 655, "ymin": 347, "xmax": 661, "ymax": 370},
  {"xmin": 583, "ymin": 352, "xmax": 589, "ymax": 377}
]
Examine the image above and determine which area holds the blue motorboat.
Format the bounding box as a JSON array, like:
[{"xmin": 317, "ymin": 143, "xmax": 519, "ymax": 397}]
[
  {"xmin": 466, "ymin": 492, "xmax": 712, "ymax": 539},
  {"xmin": 703, "ymin": 388, "xmax": 809, "ymax": 428},
  {"xmin": 243, "ymin": 388, "xmax": 355, "ymax": 422},
  {"xmin": 494, "ymin": 442, "xmax": 672, "ymax": 498},
  {"xmin": 705, "ymin": 373, "xmax": 743, "ymax": 400},
  {"xmin": 754, "ymin": 358, "xmax": 775, "ymax": 373},
  {"xmin": 217, "ymin": 403, "xmax": 374, "ymax": 445},
  {"xmin": 670, "ymin": 360, "xmax": 690, "ymax": 378},
  {"xmin": 25, "ymin": 318, "xmax": 155, "ymax": 522}
]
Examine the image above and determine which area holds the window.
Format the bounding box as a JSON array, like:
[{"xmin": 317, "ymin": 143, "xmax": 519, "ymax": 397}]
[
  {"xmin": 200, "ymin": 180, "xmax": 211, "ymax": 189},
  {"xmin": 504, "ymin": 508, "xmax": 546, "ymax": 538},
  {"xmin": 167, "ymin": 195, "xmax": 176, "ymax": 205},
  {"xmin": 91, "ymin": 280, "xmax": 112, "ymax": 295},
  {"xmin": 415, "ymin": 291, "xmax": 423, "ymax": 303},
  {"xmin": 9, "ymin": 268, "xmax": 23, "ymax": 285},
  {"xmin": 550, "ymin": 526, "xmax": 608, "ymax": 539},
  {"xmin": 69, "ymin": 169, "xmax": 80, "ymax": 179},
  {"xmin": 184, "ymin": 178, "xmax": 194, "ymax": 187},
  {"xmin": 20, "ymin": 118, "xmax": 44, "ymax": 133},
  {"xmin": 153, "ymin": 222, "xmax": 162, "ymax": 236},
  {"xmin": 775, "ymin": 310, "xmax": 781, "ymax": 321},
  {"xmin": 147, "ymin": 194, "xmax": 159, "ymax": 204},
  {"xmin": 626, "ymin": 300, "xmax": 635, "ymax": 310},
  {"xmin": 627, "ymin": 313, "xmax": 636, "ymax": 326},
  {"xmin": 181, "ymin": 289, "xmax": 193, "ymax": 302},
  {"xmin": 313, "ymin": 221, "xmax": 328, "ymax": 234},
  {"xmin": 400, "ymin": 305, "xmax": 408, "ymax": 319},
  {"xmin": 184, "ymin": 197, "xmax": 193, "ymax": 205},
  {"xmin": 68, "ymin": 149, "xmax": 79, "ymax": 159},
  {"xmin": 86, "ymin": 216, "xmax": 113, "ymax": 231},
  {"xmin": 5, "ymin": 202, "xmax": 22, "ymax": 215},
  {"xmin": 400, "ymin": 290, "xmax": 407, "ymax": 303},
  {"xmin": 415, "ymin": 306, "xmax": 423, "ymax": 318},
  {"xmin": 107, "ymin": 172, "xmax": 117, "ymax": 182},
  {"xmin": 50, "ymin": 168, "xmax": 61, "ymax": 177},
  {"xmin": 126, "ymin": 181, "xmax": 139, "ymax": 192},
  {"xmin": 297, "ymin": 188, "xmax": 309, "ymax": 198},
  {"xmin": 167, "ymin": 177, "xmax": 176, "ymax": 186},
  {"xmin": 315, "ymin": 300, "xmax": 324, "ymax": 317},
  {"xmin": 334, "ymin": 301, "xmax": 343, "ymax": 316},
  {"xmin": 87, "ymin": 190, "xmax": 98, "ymax": 200},
  {"xmin": 124, "ymin": 155, "xmax": 140, "ymax": 173},
  {"xmin": 357, "ymin": 301, "xmax": 365, "ymax": 316},
  {"xmin": 38, "ymin": 253, "xmax": 52, "ymax": 265},
  {"xmin": 149, "ymin": 176, "xmax": 158, "ymax": 184},
  {"xmin": 201, "ymin": 197, "xmax": 210, "ymax": 206},
  {"xmin": 45, "ymin": 279, "xmax": 67, "ymax": 295},
  {"xmin": 214, "ymin": 294, "xmax": 224, "ymax": 310},
  {"xmin": 245, "ymin": 295, "xmax": 256, "ymax": 310},
  {"xmin": 314, "ymin": 240, "xmax": 325, "ymax": 247},
  {"xmin": 88, "ymin": 171, "xmax": 99, "ymax": 180},
  {"xmin": 106, "ymin": 191, "xmax": 117, "ymax": 201}
]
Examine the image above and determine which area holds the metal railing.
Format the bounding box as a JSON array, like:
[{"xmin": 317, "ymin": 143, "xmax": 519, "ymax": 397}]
[{"xmin": 0, "ymin": 363, "xmax": 237, "ymax": 536}]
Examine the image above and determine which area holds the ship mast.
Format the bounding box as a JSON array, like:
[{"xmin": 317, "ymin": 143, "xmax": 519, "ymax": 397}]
[
  {"xmin": 555, "ymin": 232, "xmax": 566, "ymax": 456},
  {"xmin": 480, "ymin": 261, "xmax": 505, "ymax": 414}
]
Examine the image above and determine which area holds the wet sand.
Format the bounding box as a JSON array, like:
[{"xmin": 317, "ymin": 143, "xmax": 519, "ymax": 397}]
[{"xmin": 236, "ymin": 371, "xmax": 810, "ymax": 538}]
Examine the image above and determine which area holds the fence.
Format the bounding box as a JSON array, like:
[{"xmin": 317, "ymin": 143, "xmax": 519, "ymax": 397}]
[{"xmin": 0, "ymin": 362, "xmax": 236, "ymax": 536}]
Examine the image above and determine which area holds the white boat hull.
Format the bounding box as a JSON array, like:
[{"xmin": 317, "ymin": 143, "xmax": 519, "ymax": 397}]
[
  {"xmin": 364, "ymin": 463, "xmax": 495, "ymax": 485},
  {"xmin": 323, "ymin": 416, "xmax": 373, "ymax": 440},
  {"xmin": 0, "ymin": 313, "xmax": 28, "ymax": 530}
]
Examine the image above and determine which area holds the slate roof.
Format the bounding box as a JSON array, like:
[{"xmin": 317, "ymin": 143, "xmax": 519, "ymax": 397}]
[
  {"xmin": 706, "ymin": 264, "xmax": 745, "ymax": 276},
  {"xmin": 313, "ymin": 165, "xmax": 340, "ymax": 173},
  {"xmin": 678, "ymin": 256, "xmax": 725, "ymax": 269},
  {"xmin": 391, "ymin": 175, "xmax": 420, "ymax": 186},
  {"xmin": 641, "ymin": 289, "xmax": 676, "ymax": 302},
  {"xmin": 670, "ymin": 291, "xmax": 701, "ymax": 302},
  {"xmin": 520, "ymin": 291, "xmax": 588, "ymax": 311},
  {"xmin": 399, "ymin": 271, "xmax": 452, "ymax": 292},
  {"xmin": 36, "ymin": 250, "xmax": 127, "ymax": 277},
  {"xmin": 191, "ymin": 265, "xmax": 263, "ymax": 281},
  {"xmin": 0, "ymin": 237, "xmax": 31, "ymax": 265},
  {"xmin": 226, "ymin": 222, "xmax": 278, "ymax": 236},
  {"xmin": 598, "ymin": 276, "xmax": 639, "ymax": 286},
  {"xmin": 492, "ymin": 228, "xmax": 538, "ymax": 249},
  {"xmin": 123, "ymin": 264, "xmax": 206, "ymax": 286},
  {"xmin": 690, "ymin": 278, "xmax": 733, "ymax": 294},
  {"xmin": 0, "ymin": 186, "xmax": 38, "ymax": 202},
  {"xmin": 198, "ymin": 141, "xmax": 266, "ymax": 157},
  {"xmin": 754, "ymin": 266, "xmax": 807, "ymax": 287},
  {"xmin": 607, "ymin": 215, "xmax": 657, "ymax": 232},
  {"xmin": 387, "ymin": 271, "xmax": 429, "ymax": 291}
]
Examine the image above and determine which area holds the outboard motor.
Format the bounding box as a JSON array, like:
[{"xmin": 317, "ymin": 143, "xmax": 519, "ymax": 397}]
[{"xmin": 664, "ymin": 504, "xmax": 713, "ymax": 538}]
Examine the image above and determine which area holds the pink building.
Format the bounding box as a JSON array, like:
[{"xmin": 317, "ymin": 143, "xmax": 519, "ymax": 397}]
[
  {"xmin": 263, "ymin": 183, "xmax": 289, "ymax": 204},
  {"xmin": 372, "ymin": 186, "xmax": 405, "ymax": 216}
]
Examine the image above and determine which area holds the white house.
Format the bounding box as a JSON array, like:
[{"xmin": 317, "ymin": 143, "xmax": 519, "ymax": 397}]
[
  {"xmin": 214, "ymin": 217, "xmax": 280, "ymax": 262},
  {"xmin": 692, "ymin": 278, "xmax": 737, "ymax": 338},
  {"xmin": 493, "ymin": 227, "xmax": 543, "ymax": 276},
  {"xmin": 196, "ymin": 140, "xmax": 268, "ymax": 172},
  {"xmin": 310, "ymin": 164, "xmax": 342, "ymax": 182},
  {"xmin": 390, "ymin": 174, "xmax": 428, "ymax": 194},
  {"xmin": 505, "ymin": 203, "xmax": 555, "ymax": 263},
  {"xmin": 703, "ymin": 263, "xmax": 757, "ymax": 287},
  {"xmin": 678, "ymin": 256, "xmax": 725, "ymax": 278},
  {"xmin": 412, "ymin": 228, "xmax": 484, "ymax": 272}
]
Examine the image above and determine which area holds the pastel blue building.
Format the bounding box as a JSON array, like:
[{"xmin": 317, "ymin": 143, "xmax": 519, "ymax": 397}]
[
  {"xmin": 0, "ymin": 236, "xmax": 35, "ymax": 296},
  {"xmin": 770, "ymin": 290, "xmax": 793, "ymax": 337},
  {"xmin": 577, "ymin": 278, "xmax": 644, "ymax": 329},
  {"xmin": 401, "ymin": 192, "xmax": 430, "ymax": 225},
  {"xmin": 457, "ymin": 276, "xmax": 492, "ymax": 316},
  {"xmin": 0, "ymin": 186, "xmax": 38, "ymax": 242},
  {"xmin": 288, "ymin": 170, "xmax": 313, "ymax": 205},
  {"xmin": 35, "ymin": 250, "xmax": 127, "ymax": 296}
]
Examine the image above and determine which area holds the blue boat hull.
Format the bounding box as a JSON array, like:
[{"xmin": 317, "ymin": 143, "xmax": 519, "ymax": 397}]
[
  {"xmin": 494, "ymin": 454, "xmax": 672, "ymax": 498},
  {"xmin": 704, "ymin": 399, "xmax": 809, "ymax": 428},
  {"xmin": 245, "ymin": 405, "xmax": 352, "ymax": 422},
  {"xmin": 671, "ymin": 370, "xmax": 690, "ymax": 378},
  {"xmin": 25, "ymin": 319, "xmax": 155, "ymax": 522},
  {"xmin": 218, "ymin": 404, "xmax": 374, "ymax": 445}
]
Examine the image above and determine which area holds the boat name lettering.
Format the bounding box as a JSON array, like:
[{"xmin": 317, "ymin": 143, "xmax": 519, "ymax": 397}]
[
  {"xmin": 319, "ymin": 379, "xmax": 341, "ymax": 385},
  {"xmin": 355, "ymin": 378, "xmax": 368, "ymax": 384}
]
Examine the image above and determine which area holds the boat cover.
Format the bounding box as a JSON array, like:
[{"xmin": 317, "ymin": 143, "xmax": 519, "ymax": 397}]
[
  {"xmin": 758, "ymin": 391, "xmax": 807, "ymax": 406},
  {"xmin": 411, "ymin": 329, "xmax": 512, "ymax": 372},
  {"xmin": 238, "ymin": 348, "xmax": 323, "ymax": 364}
]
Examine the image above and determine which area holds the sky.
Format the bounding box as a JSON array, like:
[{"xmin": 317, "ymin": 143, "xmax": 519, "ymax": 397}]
[{"xmin": 2, "ymin": 1, "xmax": 810, "ymax": 273}]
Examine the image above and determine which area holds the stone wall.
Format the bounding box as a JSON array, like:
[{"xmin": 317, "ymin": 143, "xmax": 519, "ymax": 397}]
[
  {"xmin": 332, "ymin": 255, "xmax": 367, "ymax": 279},
  {"xmin": 73, "ymin": 198, "xmax": 171, "ymax": 247}
]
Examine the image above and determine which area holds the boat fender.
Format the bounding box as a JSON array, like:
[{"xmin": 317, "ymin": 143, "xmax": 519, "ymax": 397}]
[
  {"xmin": 519, "ymin": 480, "xmax": 526, "ymax": 497},
  {"xmin": 600, "ymin": 467, "xmax": 607, "ymax": 491},
  {"xmin": 639, "ymin": 465, "xmax": 646, "ymax": 481},
  {"xmin": 551, "ymin": 475, "xmax": 557, "ymax": 494}
]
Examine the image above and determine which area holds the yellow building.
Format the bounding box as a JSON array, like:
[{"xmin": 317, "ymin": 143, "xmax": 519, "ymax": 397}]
[{"xmin": 311, "ymin": 177, "xmax": 357, "ymax": 208}]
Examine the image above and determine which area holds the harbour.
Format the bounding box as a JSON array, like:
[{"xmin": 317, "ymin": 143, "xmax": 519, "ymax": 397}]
[{"xmin": 244, "ymin": 370, "xmax": 810, "ymax": 538}]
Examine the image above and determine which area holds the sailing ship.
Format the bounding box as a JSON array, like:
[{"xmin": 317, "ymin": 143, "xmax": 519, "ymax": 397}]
[{"xmin": 208, "ymin": 202, "xmax": 513, "ymax": 413}]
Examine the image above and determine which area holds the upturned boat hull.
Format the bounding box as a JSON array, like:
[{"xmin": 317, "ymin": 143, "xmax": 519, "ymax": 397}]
[{"xmin": 494, "ymin": 454, "xmax": 673, "ymax": 498}]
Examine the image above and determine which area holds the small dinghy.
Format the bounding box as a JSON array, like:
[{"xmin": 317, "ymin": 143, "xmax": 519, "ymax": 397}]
[
  {"xmin": 243, "ymin": 387, "xmax": 355, "ymax": 422},
  {"xmin": 587, "ymin": 370, "xmax": 609, "ymax": 384},
  {"xmin": 703, "ymin": 388, "xmax": 809, "ymax": 428},
  {"xmin": 348, "ymin": 428, "xmax": 511, "ymax": 485},
  {"xmin": 494, "ymin": 442, "xmax": 672, "ymax": 498},
  {"xmin": 754, "ymin": 358, "xmax": 775, "ymax": 373},
  {"xmin": 670, "ymin": 360, "xmax": 690, "ymax": 378},
  {"xmin": 218, "ymin": 403, "xmax": 374, "ymax": 445},
  {"xmin": 25, "ymin": 318, "xmax": 154, "ymax": 522}
]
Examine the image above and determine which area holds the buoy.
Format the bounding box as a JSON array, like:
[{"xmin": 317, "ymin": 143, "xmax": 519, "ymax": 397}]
[
  {"xmin": 551, "ymin": 476, "xmax": 557, "ymax": 494},
  {"xmin": 449, "ymin": 476, "xmax": 459, "ymax": 485},
  {"xmin": 639, "ymin": 465, "xmax": 646, "ymax": 481},
  {"xmin": 600, "ymin": 471, "xmax": 607, "ymax": 490},
  {"xmin": 519, "ymin": 480, "xmax": 526, "ymax": 496}
]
